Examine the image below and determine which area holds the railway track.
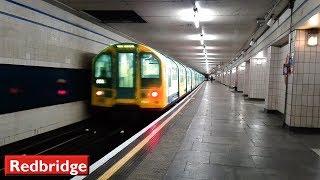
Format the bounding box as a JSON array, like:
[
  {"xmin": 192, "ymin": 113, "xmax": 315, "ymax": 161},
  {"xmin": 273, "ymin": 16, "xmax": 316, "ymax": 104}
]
[{"xmin": 0, "ymin": 110, "xmax": 161, "ymax": 179}]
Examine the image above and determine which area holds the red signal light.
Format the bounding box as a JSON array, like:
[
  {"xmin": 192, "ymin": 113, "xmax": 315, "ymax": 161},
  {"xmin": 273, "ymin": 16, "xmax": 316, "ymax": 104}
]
[
  {"xmin": 9, "ymin": 88, "xmax": 19, "ymax": 95},
  {"xmin": 57, "ymin": 90, "xmax": 67, "ymax": 95}
]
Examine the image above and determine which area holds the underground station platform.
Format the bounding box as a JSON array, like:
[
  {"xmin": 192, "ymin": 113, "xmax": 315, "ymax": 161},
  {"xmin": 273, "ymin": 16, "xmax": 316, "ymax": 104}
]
[{"xmin": 71, "ymin": 82, "xmax": 320, "ymax": 180}]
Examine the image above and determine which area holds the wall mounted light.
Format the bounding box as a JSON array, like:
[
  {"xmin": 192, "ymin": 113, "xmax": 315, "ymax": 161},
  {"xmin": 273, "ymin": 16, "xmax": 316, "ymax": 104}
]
[
  {"xmin": 256, "ymin": 59, "xmax": 262, "ymax": 65},
  {"xmin": 239, "ymin": 66, "xmax": 245, "ymax": 71},
  {"xmin": 238, "ymin": 62, "xmax": 246, "ymax": 70},
  {"xmin": 307, "ymin": 29, "xmax": 318, "ymax": 46}
]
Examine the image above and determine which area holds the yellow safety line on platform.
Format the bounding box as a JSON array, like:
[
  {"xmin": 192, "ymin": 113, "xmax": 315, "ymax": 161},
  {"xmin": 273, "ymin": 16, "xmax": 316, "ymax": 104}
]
[{"xmin": 98, "ymin": 85, "xmax": 202, "ymax": 180}]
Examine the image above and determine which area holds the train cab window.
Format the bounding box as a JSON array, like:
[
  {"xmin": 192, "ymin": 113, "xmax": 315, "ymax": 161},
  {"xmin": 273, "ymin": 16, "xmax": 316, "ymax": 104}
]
[
  {"xmin": 140, "ymin": 53, "xmax": 161, "ymax": 87},
  {"xmin": 118, "ymin": 53, "xmax": 135, "ymax": 88},
  {"xmin": 94, "ymin": 54, "xmax": 112, "ymax": 88},
  {"xmin": 141, "ymin": 53, "xmax": 160, "ymax": 78},
  {"xmin": 95, "ymin": 54, "xmax": 112, "ymax": 78}
]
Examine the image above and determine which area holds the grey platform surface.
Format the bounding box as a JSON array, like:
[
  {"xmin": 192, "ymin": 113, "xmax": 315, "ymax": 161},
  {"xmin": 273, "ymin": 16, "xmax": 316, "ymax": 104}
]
[{"xmin": 121, "ymin": 82, "xmax": 320, "ymax": 180}]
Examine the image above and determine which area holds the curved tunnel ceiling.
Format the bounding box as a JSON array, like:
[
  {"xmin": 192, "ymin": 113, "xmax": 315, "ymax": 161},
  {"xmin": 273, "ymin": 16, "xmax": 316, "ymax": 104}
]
[{"xmin": 52, "ymin": 0, "xmax": 275, "ymax": 74}]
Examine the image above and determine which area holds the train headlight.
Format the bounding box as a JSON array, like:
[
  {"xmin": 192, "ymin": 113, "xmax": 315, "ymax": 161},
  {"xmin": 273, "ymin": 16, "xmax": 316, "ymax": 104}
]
[
  {"xmin": 96, "ymin": 79, "xmax": 106, "ymax": 84},
  {"xmin": 151, "ymin": 91, "xmax": 158, "ymax": 98},
  {"xmin": 96, "ymin": 90, "xmax": 104, "ymax": 96}
]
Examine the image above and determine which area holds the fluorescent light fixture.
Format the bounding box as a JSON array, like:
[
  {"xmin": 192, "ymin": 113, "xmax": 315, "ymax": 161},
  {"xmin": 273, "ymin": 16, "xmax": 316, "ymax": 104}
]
[
  {"xmin": 194, "ymin": 57, "xmax": 220, "ymax": 60},
  {"xmin": 307, "ymin": 30, "xmax": 318, "ymax": 46},
  {"xmin": 206, "ymin": 62, "xmax": 209, "ymax": 73},
  {"xmin": 200, "ymin": 34, "xmax": 204, "ymax": 45},
  {"xmin": 194, "ymin": 46, "xmax": 220, "ymax": 50},
  {"xmin": 187, "ymin": 34, "xmax": 216, "ymax": 41},
  {"xmin": 193, "ymin": 7, "xmax": 200, "ymax": 28},
  {"xmin": 195, "ymin": 1, "xmax": 200, "ymax": 9},
  {"xmin": 178, "ymin": 6, "xmax": 214, "ymax": 22},
  {"xmin": 203, "ymin": 48, "xmax": 207, "ymax": 54},
  {"xmin": 195, "ymin": 52, "xmax": 219, "ymax": 56}
]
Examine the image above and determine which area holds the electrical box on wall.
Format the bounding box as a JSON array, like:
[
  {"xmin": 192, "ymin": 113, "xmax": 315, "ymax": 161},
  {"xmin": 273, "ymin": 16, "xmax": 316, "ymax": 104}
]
[{"xmin": 283, "ymin": 64, "xmax": 290, "ymax": 75}]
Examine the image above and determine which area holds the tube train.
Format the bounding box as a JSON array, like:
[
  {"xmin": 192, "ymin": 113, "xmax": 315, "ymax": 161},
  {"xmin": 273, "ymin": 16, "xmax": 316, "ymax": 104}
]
[{"xmin": 91, "ymin": 43, "xmax": 204, "ymax": 110}]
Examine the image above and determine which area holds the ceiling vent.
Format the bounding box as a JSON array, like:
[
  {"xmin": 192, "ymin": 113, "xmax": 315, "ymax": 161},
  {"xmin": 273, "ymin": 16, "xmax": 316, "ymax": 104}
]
[{"xmin": 84, "ymin": 10, "xmax": 147, "ymax": 23}]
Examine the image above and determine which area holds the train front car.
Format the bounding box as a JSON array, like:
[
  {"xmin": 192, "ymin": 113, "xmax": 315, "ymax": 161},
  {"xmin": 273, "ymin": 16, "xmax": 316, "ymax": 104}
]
[{"xmin": 91, "ymin": 43, "xmax": 167, "ymax": 110}]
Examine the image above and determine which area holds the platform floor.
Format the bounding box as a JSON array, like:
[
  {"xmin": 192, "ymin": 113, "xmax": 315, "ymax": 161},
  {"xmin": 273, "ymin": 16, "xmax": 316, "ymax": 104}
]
[{"xmin": 108, "ymin": 82, "xmax": 320, "ymax": 180}]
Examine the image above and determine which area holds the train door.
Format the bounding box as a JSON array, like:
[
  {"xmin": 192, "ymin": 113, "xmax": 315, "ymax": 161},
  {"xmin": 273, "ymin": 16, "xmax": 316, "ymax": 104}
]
[{"xmin": 117, "ymin": 53, "xmax": 136, "ymax": 99}]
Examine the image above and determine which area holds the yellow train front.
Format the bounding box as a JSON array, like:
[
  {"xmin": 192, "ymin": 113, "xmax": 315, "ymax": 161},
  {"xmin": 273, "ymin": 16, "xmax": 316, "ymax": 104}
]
[{"xmin": 91, "ymin": 43, "xmax": 204, "ymax": 110}]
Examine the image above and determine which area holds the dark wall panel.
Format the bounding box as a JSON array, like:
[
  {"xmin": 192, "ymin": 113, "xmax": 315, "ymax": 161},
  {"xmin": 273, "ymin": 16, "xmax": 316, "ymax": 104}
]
[{"xmin": 0, "ymin": 64, "xmax": 91, "ymax": 114}]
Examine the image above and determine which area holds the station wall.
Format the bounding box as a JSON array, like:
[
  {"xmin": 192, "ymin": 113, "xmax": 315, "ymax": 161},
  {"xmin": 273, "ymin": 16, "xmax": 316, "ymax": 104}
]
[
  {"xmin": 243, "ymin": 61, "xmax": 250, "ymax": 95},
  {"xmin": 248, "ymin": 56, "xmax": 267, "ymax": 99},
  {"xmin": 230, "ymin": 69, "xmax": 236, "ymax": 88},
  {"xmin": 0, "ymin": 0, "xmax": 132, "ymax": 146},
  {"xmin": 236, "ymin": 64, "xmax": 245, "ymax": 92},
  {"xmin": 265, "ymin": 45, "xmax": 289, "ymax": 113},
  {"xmin": 286, "ymin": 29, "xmax": 320, "ymax": 127}
]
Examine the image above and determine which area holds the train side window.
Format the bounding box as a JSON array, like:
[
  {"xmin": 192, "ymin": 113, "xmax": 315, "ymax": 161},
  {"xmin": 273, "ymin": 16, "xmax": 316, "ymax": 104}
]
[
  {"xmin": 168, "ymin": 69, "xmax": 171, "ymax": 87},
  {"xmin": 141, "ymin": 53, "xmax": 160, "ymax": 78},
  {"xmin": 180, "ymin": 68, "xmax": 185, "ymax": 83},
  {"xmin": 172, "ymin": 67, "xmax": 177, "ymax": 80},
  {"xmin": 95, "ymin": 54, "xmax": 112, "ymax": 78}
]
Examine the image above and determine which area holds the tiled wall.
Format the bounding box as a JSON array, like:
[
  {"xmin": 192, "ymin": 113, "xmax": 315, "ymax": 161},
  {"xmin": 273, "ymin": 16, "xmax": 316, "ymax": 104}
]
[
  {"xmin": 265, "ymin": 45, "xmax": 288, "ymax": 113},
  {"xmin": 237, "ymin": 64, "xmax": 245, "ymax": 92},
  {"xmin": 249, "ymin": 56, "xmax": 267, "ymax": 99},
  {"xmin": 286, "ymin": 30, "xmax": 320, "ymax": 128},
  {"xmin": 231, "ymin": 68, "xmax": 237, "ymax": 88},
  {"xmin": 223, "ymin": 72, "xmax": 230, "ymax": 86},
  {"xmin": 217, "ymin": 74, "xmax": 222, "ymax": 83},
  {"xmin": 243, "ymin": 61, "xmax": 250, "ymax": 95},
  {"xmin": 0, "ymin": 0, "xmax": 131, "ymax": 146}
]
